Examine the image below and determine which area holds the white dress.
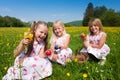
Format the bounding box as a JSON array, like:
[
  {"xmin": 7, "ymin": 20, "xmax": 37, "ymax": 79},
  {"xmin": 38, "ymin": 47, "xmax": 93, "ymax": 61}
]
[
  {"xmin": 80, "ymin": 32, "xmax": 110, "ymax": 60},
  {"xmin": 3, "ymin": 41, "xmax": 52, "ymax": 80},
  {"xmin": 54, "ymin": 34, "xmax": 72, "ymax": 65}
]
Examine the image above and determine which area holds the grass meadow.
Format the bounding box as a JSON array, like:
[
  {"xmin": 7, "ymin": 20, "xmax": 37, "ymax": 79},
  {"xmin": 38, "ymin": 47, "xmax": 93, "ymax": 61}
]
[{"xmin": 0, "ymin": 27, "xmax": 120, "ymax": 80}]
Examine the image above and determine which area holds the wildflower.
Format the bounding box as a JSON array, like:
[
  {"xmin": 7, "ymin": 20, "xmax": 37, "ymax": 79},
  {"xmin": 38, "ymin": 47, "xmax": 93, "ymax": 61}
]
[
  {"xmin": 66, "ymin": 72, "xmax": 70, "ymax": 77},
  {"xmin": 24, "ymin": 32, "xmax": 33, "ymax": 41},
  {"xmin": 66, "ymin": 59, "xmax": 71, "ymax": 63},
  {"xmin": 27, "ymin": 28, "xmax": 30, "ymax": 31},
  {"xmin": 83, "ymin": 73, "xmax": 88, "ymax": 78},
  {"xmin": 4, "ymin": 67, "xmax": 7, "ymax": 71},
  {"xmin": 74, "ymin": 58, "xmax": 78, "ymax": 62}
]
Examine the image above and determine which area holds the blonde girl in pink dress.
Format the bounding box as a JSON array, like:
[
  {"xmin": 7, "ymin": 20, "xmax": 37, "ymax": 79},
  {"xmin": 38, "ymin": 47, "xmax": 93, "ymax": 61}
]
[
  {"xmin": 3, "ymin": 21, "xmax": 52, "ymax": 80},
  {"xmin": 80, "ymin": 18, "xmax": 110, "ymax": 65},
  {"xmin": 49, "ymin": 20, "xmax": 72, "ymax": 66}
]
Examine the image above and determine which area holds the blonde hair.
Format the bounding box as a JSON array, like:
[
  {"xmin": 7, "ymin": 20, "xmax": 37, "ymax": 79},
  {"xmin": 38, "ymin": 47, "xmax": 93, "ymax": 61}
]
[
  {"xmin": 50, "ymin": 20, "xmax": 66, "ymax": 43},
  {"xmin": 88, "ymin": 18, "xmax": 103, "ymax": 34},
  {"xmin": 26, "ymin": 21, "xmax": 48, "ymax": 57}
]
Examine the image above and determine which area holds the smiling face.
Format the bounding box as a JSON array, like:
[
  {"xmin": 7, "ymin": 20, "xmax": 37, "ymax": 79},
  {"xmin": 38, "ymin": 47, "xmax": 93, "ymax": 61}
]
[
  {"xmin": 34, "ymin": 24, "xmax": 48, "ymax": 42},
  {"xmin": 88, "ymin": 18, "xmax": 103, "ymax": 35},
  {"xmin": 90, "ymin": 25, "xmax": 100, "ymax": 35},
  {"xmin": 53, "ymin": 25, "xmax": 64, "ymax": 37}
]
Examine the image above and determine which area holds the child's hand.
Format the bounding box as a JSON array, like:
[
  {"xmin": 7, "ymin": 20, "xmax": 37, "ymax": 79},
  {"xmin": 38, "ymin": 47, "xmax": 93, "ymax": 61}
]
[
  {"xmin": 80, "ymin": 33, "xmax": 87, "ymax": 41},
  {"xmin": 21, "ymin": 38, "xmax": 31, "ymax": 45},
  {"xmin": 45, "ymin": 49, "xmax": 52, "ymax": 56},
  {"xmin": 80, "ymin": 33, "xmax": 86, "ymax": 39}
]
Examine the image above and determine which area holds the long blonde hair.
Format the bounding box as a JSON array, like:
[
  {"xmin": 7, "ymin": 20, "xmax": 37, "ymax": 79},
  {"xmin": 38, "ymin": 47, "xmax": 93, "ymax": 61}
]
[
  {"xmin": 88, "ymin": 18, "xmax": 103, "ymax": 35},
  {"xmin": 50, "ymin": 20, "xmax": 66, "ymax": 43},
  {"xmin": 25, "ymin": 21, "xmax": 48, "ymax": 57}
]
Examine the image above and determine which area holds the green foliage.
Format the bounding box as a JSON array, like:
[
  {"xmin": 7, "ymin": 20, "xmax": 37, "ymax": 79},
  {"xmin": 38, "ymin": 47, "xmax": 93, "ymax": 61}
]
[
  {"xmin": 83, "ymin": 3, "xmax": 120, "ymax": 26},
  {"xmin": 101, "ymin": 10, "xmax": 120, "ymax": 26},
  {"xmin": 83, "ymin": 2, "xmax": 94, "ymax": 26},
  {"xmin": 65, "ymin": 20, "xmax": 82, "ymax": 27},
  {"xmin": 0, "ymin": 16, "xmax": 25, "ymax": 27}
]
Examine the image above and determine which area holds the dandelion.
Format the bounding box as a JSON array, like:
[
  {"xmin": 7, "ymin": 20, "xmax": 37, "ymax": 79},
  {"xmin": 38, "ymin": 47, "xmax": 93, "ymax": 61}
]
[
  {"xmin": 4, "ymin": 67, "xmax": 7, "ymax": 71},
  {"xmin": 74, "ymin": 58, "xmax": 78, "ymax": 62},
  {"xmin": 83, "ymin": 73, "xmax": 88, "ymax": 78},
  {"xmin": 66, "ymin": 59, "xmax": 71, "ymax": 63},
  {"xmin": 66, "ymin": 72, "xmax": 70, "ymax": 77},
  {"xmin": 24, "ymin": 32, "xmax": 33, "ymax": 41},
  {"xmin": 27, "ymin": 28, "xmax": 30, "ymax": 31}
]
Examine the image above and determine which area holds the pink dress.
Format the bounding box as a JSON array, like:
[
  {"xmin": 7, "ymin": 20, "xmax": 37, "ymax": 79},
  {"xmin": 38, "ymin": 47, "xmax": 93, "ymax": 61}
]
[
  {"xmin": 80, "ymin": 32, "xmax": 110, "ymax": 60},
  {"xmin": 55, "ymin": 34, "xmax": 72, "ymax": 65},
  {"xmin": 3, "ymin": 41, "xmax": 52, "ymax": 80}
]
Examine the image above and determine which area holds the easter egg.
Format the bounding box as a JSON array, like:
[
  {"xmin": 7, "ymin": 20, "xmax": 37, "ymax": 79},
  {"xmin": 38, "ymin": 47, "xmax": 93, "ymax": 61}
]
[
  {"xmin": 81, "ymin": 33, "xmax": 86, "ymax": 38},
  {"xmin": 54, "ymin": 45, "xmax": 59, "ymax": 50},
  {"xmin": 45, "ymin": 50, "xmax": 51, "ymax": 56}
]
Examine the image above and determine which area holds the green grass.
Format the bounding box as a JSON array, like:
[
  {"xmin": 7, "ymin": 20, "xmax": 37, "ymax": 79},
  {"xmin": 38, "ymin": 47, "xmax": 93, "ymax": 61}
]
[{"xmin": 0, "ymin": 27, "xmax": 120, "ymax": 80}]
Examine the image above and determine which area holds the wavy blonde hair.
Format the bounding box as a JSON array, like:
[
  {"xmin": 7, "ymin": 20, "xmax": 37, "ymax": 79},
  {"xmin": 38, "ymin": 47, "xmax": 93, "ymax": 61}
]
[{"xmin": 50, "ymin": 20, "xmax": 66, "ymax": 43}]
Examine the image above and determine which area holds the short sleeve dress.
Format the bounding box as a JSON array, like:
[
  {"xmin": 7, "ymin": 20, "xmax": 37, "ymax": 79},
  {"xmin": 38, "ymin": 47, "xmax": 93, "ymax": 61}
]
[
  {"xmin": 55, "ymin": 34, "xmax": 72, "ymax": 65},
  {"xmin": 3, "ymin": 41, "xmax": 52, "ymax": 80},
  {"xmin": 80, "ymin": 32, "xmax": 110, "ymax": 60}
]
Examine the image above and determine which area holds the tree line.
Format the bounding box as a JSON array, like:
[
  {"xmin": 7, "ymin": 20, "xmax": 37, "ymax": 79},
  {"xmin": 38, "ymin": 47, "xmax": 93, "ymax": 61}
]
[
  {"xmin": 0, "ymin": 16, "xmax": 27, "ymax": 27},
  {"xmin": 83, "ymin": 2, "xmax": 120, "ymax": 26}
]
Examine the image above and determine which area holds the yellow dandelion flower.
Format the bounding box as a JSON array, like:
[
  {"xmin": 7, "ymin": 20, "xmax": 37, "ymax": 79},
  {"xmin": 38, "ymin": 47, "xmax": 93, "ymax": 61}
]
[
  {"xmin": 66, "ymin": 59, "xmax": 70, "ymax": 63},
  {"xmin": 4, "ymin": 67, "xmax": 7, "ymax": 71},
  {"xmin": 74, "ymin": 58, "xmax": 78, "ymax": 62},
  {"xmin": 27, "ymin": 28, "xmax": 30, "ymax": 31},
  {"xmin": 66, "ymin": 72, "xmax": 70, "ymax": 77},
  {"xmin": 24, "ymin": 32, "xmax": 33, "ymax": 41},
  {"xmin": 83, "ymin": 73, "xmax": 88, "ymax": 78}
]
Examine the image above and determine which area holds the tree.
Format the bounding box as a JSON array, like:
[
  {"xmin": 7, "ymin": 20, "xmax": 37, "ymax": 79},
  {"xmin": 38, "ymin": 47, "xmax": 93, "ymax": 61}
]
[
  {"xmin": 82, "ymin": 2, "xmax": 94, "ymax": 26},
  {"xmin": 94, "ymin": 6, "xmax": 107, "ymax": 18},
  {"xmin": 0, "ymin": 16, "xmax": 25, "ymax": 27},
  {"xmin": 101, "ymin": 9, "xmax": 120, "ymax": 26}
]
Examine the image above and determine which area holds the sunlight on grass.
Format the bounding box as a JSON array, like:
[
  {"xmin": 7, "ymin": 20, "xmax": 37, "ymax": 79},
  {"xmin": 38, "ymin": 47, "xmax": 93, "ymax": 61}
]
[{"xmin": 0, "ymin": 27, "xmax": 120, "ymax": 80}]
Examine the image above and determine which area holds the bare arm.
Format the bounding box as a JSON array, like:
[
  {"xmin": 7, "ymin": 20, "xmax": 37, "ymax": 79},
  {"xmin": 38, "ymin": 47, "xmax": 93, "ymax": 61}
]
[
  {"xmin": 50, "ymin": 41, "xmax": 56, "ymax": 52},
  {"xmin": 90, "ymin": 32, "xmax": 106, "ymax": 49},
  {"xmin": 60, "ymin": 34, "xmax": 70, "ymax": 49},
  {"xmin": 14, "ymin": 39, "xmax": 30, "ymax": 57}
]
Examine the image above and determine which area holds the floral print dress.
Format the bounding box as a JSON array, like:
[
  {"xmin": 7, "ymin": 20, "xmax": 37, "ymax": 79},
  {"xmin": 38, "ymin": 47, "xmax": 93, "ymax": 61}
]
[
  {"xmin": 3, "ymin": 41, "xmax": 52, "ymax": 80},
  {"xmin": 55, "ymin": 34, "xmax": 72, "ymax": 65},
  {"xmin": 80, "ymin": 32, "xmax": 110, "ymax": 60}
]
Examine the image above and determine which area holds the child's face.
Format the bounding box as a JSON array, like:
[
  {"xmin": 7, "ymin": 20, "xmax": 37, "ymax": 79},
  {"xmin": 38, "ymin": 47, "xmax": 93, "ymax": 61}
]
[
  {"xmin": 53, "ymin": 26, "xmax": 64, "ymax": 37},
  {"xmin": 90, "ymin": 25, "xmax": 100, "ymax": 35},
  {"xmin": 34, "ymin": 24, "xmax": 48, "ymax": 42}
]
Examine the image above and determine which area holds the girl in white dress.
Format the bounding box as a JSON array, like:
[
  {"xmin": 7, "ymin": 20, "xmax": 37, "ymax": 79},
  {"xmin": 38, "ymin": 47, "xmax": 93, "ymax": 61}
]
[
  {"xmin": 80, "ymin": 18, "xmax": 110, "ymax": 65},
  {"xmin": 49, "ymin": 20, "xmax": 72, "ymax": 66},
  {"xmin": 3, "ymin": 21, "xmax": 52, "ymax": 80}
]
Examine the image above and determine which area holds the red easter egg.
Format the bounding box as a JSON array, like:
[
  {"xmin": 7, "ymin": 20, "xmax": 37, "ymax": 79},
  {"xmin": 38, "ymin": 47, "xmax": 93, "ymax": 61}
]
[{"xmin": 45, "ymin": 50, "xmax": 51, "ymax": 56}]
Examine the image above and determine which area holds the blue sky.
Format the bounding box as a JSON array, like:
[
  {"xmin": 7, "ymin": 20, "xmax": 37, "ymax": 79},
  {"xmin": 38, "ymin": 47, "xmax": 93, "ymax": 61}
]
[{"xmin": 0, "ymin": 0, "xmax": 119, "ymax": 23}]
